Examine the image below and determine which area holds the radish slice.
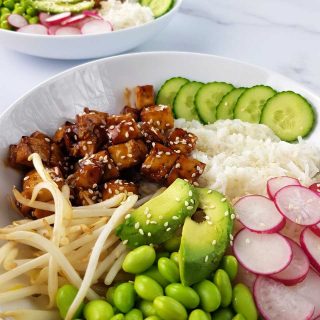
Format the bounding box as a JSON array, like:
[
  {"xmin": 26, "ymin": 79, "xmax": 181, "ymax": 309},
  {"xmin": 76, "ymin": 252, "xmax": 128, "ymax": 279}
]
[
  {"xmin": 267, "ymin": 176, "xmax": 300, "ymax": 199},
  {"xmin": 17, "ymin": 24, "xmax": 48, "ymax": 35},
  {"xmin": 309, "ymin": 182, "xmax": 320, "ymax": 195},
  {"xmin": 81, "ymin": 20, "xmax": 112, "ymax": 34},
  {"xmin": 294, "ymin": 269, "xmax": 320, "ymax": 318},
  {"xmin": 280, "ymin": 219, "xmax": 305, "ymax": 243},
  {"xmin": 300, "ymin": 228, "xmax": 320, "ymax": 273},
  {"xmin": 48, "ymin": 25, "xmax": 60, "ymax": 35},
  {"xmin": 310, "ymin": 223, "xmax": 320, "ymax": 237},
  {"xmin": 275, "ymin": 185, "xmax": 320, "ymax": 226},
  {"xmin": 233, "ymin": 228, "xmax": 292, "ymax": 275},
  {"xmin": 234, "ymin": 195, "xmax": 285, "ymax": 233},
  {"xmin": 254, "ymin": 276, "xmax": 315, "ymax": 320},
  {"xmin": 83, "ymin": 10, "xmax": 103, "ymax": 20},
  {"xmin": 55, "ymin": 26, "xmax": 81, "ymax": 35},
  {"xmin": 7, "ymin": 14, "xmax": 28, "ymax": 28},
  {"xmin": 61, "ymin": 14, "xmax": 86, "ymax": 26},
  {"xmin": 270, "ymin": 238, "xmax": 309, "ymax": 286},
  {"xmin": 39, "ymin": 12, "xmax": 51, "ymax": 26},
  {"xmin": 45, "ymin": 12, "xmax": 71, "ymax": 26}
]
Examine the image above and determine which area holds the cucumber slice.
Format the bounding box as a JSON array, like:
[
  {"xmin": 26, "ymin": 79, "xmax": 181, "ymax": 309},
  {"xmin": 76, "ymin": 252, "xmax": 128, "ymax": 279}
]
[
  {"xmin": 156, "ymin": 77, "xmax": 189, "ymax": 108},
  {"xmin": 260, "ymin": 91, "xmax": 315, "ymax": 142},
  {"xmin": 234, "ymin": 85, "xmax": 276, "ymax": 123},
  {"xmin": 195, "ymin": 82, "xmax": 234, "ymax": 124},
  {"xmin": 173, "ymin": 81, "xmax": 203, "ymax": 121},
  {"xmin": 139, "ymin": 0, "xmax": 151, "ymax": 6},
  {"xmin": 216, "ymin": 87, "xmax": 246, "ymax": 120},
  {"xmin": 149, "ymin": 0, "xmax": 173, "ymax": 18}
]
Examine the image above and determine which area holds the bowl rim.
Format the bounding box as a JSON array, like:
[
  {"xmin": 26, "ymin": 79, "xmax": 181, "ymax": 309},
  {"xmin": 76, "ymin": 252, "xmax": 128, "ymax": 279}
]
[{"xmin": 0, "ymin": 0, "xmax": 182, "ymax": 38}]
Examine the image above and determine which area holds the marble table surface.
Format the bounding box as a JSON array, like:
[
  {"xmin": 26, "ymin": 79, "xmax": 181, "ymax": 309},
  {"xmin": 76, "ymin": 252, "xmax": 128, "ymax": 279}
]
[{"xmin": 1, "ymin": 0, "xmax": 320, "ymax": 112}]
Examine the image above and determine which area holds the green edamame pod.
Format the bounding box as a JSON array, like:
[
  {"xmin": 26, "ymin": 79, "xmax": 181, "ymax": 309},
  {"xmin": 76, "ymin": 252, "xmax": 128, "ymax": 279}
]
[
  {"xmin": 56, "ymin": 284, "xmax": 84, "ymax": 319},
  {"xmin": 138, "ymin": 300, "xmax": 157, "ymax": 317},
  {"xmin": 213, "ymin": 269, "xmax": 232, "ymax": 307},
  {"xmin": 124, "ymin": 308, "xmax": 143, "ymax": 320},
  {"xmin": 221, "ymin": 256, "xmax": 238, "ymax": 281},
  {"xmin": 110, "ymin": 314, "xmax": 125, "ymax": 320},
  {"xmin": 232, "ymin": 283, "xmax": 258, "ymax": 320},
  {"xmin": 165, "ymin": 283, "xmax": 199, "ymax": 309},
  {"xmin": 83, "ymin": 300, "xmax": 114, "ymax": 320},
  {"xmin": 188, "ymin": 309, "xmax": 210, "ymax": 320},
  {"xmin": 158, "ymin": 257, "xmax": 180, "ymax": 283},
  {"xmin": 106, "ymin": 286, "xmax": 116, "ymax": 305},
  {"xmin": 134, "ymin": 275, "xmax": 163, "ymax": 301},
  {"xmin": 163, "ymin": 235, "xmax": 181, "ymax": 252},
  {"xmin": 114, "ymin": 283, "xmax": 135, "ymax": 313},
  {"xmin": 232, "ymin": 314, "xmax": 246, "ymax": 320},
  {"xmin": 193, "ymin": 280, "xmax": 221, "ymax": 313},
  {"xmin": 213, "ymin": 308, "xmax": 234, "ymax": 320},
  {"xmin": 170, "ymin": 252, "xmax": 179, "ymax": 266},
  {"xmin": 123, "ymin": 245, "xmax": 156, "ymax": 274},
  {"xmin": 142, "ymin": 265, "xmax": 170, "ymax": 287},
  {"xmin": 153, "ymin": 296, "xmax": 187, "ymax": 320}
]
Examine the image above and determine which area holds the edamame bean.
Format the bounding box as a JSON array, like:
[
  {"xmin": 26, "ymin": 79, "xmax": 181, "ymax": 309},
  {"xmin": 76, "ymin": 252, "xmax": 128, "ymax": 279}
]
[
  {"xmin": 170, "ymin": 252, "xmax": 179, "ymax": 266},
  {"xmin": 12, "ymin": 6, "xmax": 24, "ymax": 14},
  {"xmin": 1, "ymin": 13, "xmax": 10, "ymax": 22},
  {"xmin": 232, "ymin": 283, "xmax": 258, "ymax": 320},
  {"xmin": 0, "ymin": 20, "xmax": 10, "ymax": 29},
  {"xmin": 134, "ymin": 275, "xmax": 163, "ymax": 301},
  {"xmin": 3, "ymin": 0, "xmax": 14, "ymax": 10},
  {"xmin": 213, "ymin": 308, "xmax": 234, "ymax": 320},
  {"xmin": 1, "ymin": 8, "xmax": 10, "ymax": 15},
  {"xmin": 221, "ymin": 256, "xmax": 238, "ymax": 281},
  {"xmin": 84, "ymin": 300, "xmax": 114, "ymax": 320},
  {"xmin": 106, "ymin": 286, "xmax": 116, "ymax": 305},
  {"xmin": 26, "ymin": 6, "xmax": 36, "ymax": 15},
  {"xmin": 123, "ymin": 246, "xmax": 156, "ymax": 274},
  {"xmin": 232, "ymin": 314, "xmax": 246, "ymax": 320},
  {"xmin": 163, "ymin": 235, "xmax": 181, "ymax": 252},
  {"xmin": 188, "ymin": 309, "xmax": 210, "ymax": 320},
  {"xmin": 113, "ymin": 282, "xmax": 135, "ymax": 313},
  {"xmin": 165, "ymin": 283, "xmax": 199, "ymax": 309},
  {"xmin": 124, "ymin": 308, "xmax": 143, "ymax": 320},
  {"xmin": 28, "ymin": 16, "xmax": 39, "ymax": 24},
  {"xmin": 213, "ymin": 269, "xmax": 232, "ymax": 307},
  {"xmin": 158, "ymin": 257, "xmax": 180, "ymax": 283},
  {"xmin": 153, "ymin": 296, "xmax": 187, "ymax": 320},
  {"xmin": 193, "ymin": 280, "xmax": 221, "ymax": 313},
  {"xmin": 144, "ymin": 316, "xmax": 162, "ymax": 320},
  {"xmin": 138, "ymin": 300, "xmax": 157, "ymax": 317},
  {"xmin": 142, "ymin": 265, "xmax": 170, "ymax": 287},
  {"xmin": 110, "ymin": 314, "xmax": 125, "ymax": 320},
  {"xmin": 56, "ymin": 284, "xmax": 84, "ymax": 319}
]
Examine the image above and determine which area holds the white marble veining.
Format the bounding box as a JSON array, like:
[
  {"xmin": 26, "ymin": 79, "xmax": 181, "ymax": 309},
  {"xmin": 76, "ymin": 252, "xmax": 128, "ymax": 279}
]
[{"xmin": 1, "ymin": 0, "xmax": 320, "ymax": 111}]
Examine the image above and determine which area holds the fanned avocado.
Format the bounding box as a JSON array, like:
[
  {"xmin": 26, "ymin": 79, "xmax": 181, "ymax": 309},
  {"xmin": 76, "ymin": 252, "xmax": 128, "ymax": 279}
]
[
  {"xmin": 32, "ymin": 0, "xmax": 94, "ymax": 13},
  {"xmin": 179, "ymin": 188, "xmax": 234, "ymax": 286},
  {"xmin": 117, "ymin": 179, "xmax": 199, "ymax": 248}
]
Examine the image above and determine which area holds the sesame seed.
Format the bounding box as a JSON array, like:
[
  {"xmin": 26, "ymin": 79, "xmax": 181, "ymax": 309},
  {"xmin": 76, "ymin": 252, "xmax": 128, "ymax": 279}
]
[
  {"xmin": 189, "ymin": 191, "xmax": 193, "ymax": 196},
  {"xmin": 134, "ymin": 222, "xmax": 140, "ymax": 229},
  {"xmin": 175, "ymin": 197, "xmax": 181, "ymax": 201},
  {"xmin": 125, "ymin": 132, "xmax": 129, "ymax": 138},
  {"xmin": 87, "ymin": 141, "xmax": 93, "ymax": 145},
  {"xmin": 230, "ymin": 214, "xmax": 235, "ymax": 220},
  {"xmin": 139, "ymin": 229, "xmax": 144, "ymax": 235},
  {"xmin": 159, "ymin": 216, "xmax": 163, "ymax": 220},
  {"xmin": 194, "ymin": 182, "xmax": 199, "ymax": 186},
  {"xmin": 175, "ymin": 163, "xmax": 181, "ymax": 168},
  {"xmin": 230, "ymin": 241, "xmax": 233, "ymax": 246},
  {"xmin": 224, "ymin": 211, "xmax": 229, "ymax": 216},
  {"xmin": 147, "ymin": 213, "xmax": 152, "ymax": 219},
  {"xmin": 245, "ymin": 238, "xmax": 251, "ymax": 244},
  {"xmin": 172, "ymin": 216, "xmax": 179, "ymax": 220},
  {"xmin": 184, "ymin": 201, "xmax": 189, "ymax": 206},
  {"xmin": 165, "ymin": 152, "xmax": 171, "ymax": 155},
  {"xmin": 230, "ymin": 234, "xmax": 234, "ymax": 240},
  {"xmin": 221, "ymin": 198, "xmax": 227, "ymax": 202},
  {"xmin": 144, "ymin": 207, "xmax": 150, "ymax": 215},
  {"xmin": 150, "ymin": 221, "xmax": 157, "ymax": 224},
  {"xmin": 122, "ymin": 240, "xmax": 128, "ymax": 245},
  {"xmin": 23, "ymin": 176, "xmax": 30, "ymax": 181},
  {"xmin": 212, "ymin": 240, "xmax": 217, "ymax": 245},
  {"xmin": 44, "ymin": 137, "xmax": 50, "ymax": 142},
  {"xmin": 187, "ymin": 206, "xmax": 193, "ymax": 210},
  {"xmin": 164, "ymin": 222, "xmax": 169, "ymax": 227},
  {"xmin": 125, "ymin": 214, "xmax": 131, "ymax": 219},
  {"xmin": 148, "ymin": 232, "xmax": 152, "ymax": 237},
  {"xmin": 205, "ymin": 255, "xmax": 209, "ymax": 263},
  {"xmin": 83, "ymin": 145, "xmax": 87, "ymax": 151},
  {"xmin": 166, "ymin": 228, "xmax": 171, "ymax": 232},
  {"xmin": 207, "ymin": 221, "xmax": 213, "ymax": 225},
  {"xmin": 207, "ymin": 189, "xmax": 213, "ymax": 194},
  {"xmin": 146, "ymin": 220, "xmax": 150, "ymax": 225}
]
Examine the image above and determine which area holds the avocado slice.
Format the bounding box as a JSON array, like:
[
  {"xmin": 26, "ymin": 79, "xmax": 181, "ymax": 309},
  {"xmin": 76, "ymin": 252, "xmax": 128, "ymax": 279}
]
[
  {"xmin": 117, "ymin": 179, "xmax": 199, "ymax": 248},
  {"xmin": 179, "ymin": 188, "xmax": 234, "ymax": 286},
  {"xmin": 32, "ymin": 0, "xmax": 94, "ymax": 13}
]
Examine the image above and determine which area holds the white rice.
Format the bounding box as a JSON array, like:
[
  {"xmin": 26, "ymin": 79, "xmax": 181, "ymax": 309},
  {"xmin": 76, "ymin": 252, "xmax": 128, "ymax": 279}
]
[
  {"xmin": 99, "ymin": 0, "xmax": 154, "ymax": 31},
  {"xmin": 176, "ymin": 119, "xmax": 320, "ymax": 201}
]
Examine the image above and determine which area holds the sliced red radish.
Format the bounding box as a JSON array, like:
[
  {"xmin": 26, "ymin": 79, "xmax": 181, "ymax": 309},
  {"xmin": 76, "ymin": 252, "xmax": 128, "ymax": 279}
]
[
  {"xmin": 275, "ymin": 185, "xmax": 320, "ymax": 226},
  {"xmin": 17, "ymin": 24, "xmax": 48, "ymax": 35},
  {"xmin": 254, "ymin": 276, "xmax": 315, "ymax": 320},
  {"xmin": 55, "ymin": 26, "xmax": 81, "ymax": 35},
  {"xmin": 7, "ymin": 14, "xmax": 28, "ymax": 28},
  {"xmin": 267, "ymin": 176, "xmax": 300, "ymax": 199},
  {"xmin": 270, "ymin": 238, "xmax": 309, "ymax": 285},
  {"xmin": 39, "ymin": 12, "xmax": 51, "ymax": 26},
  {"xmin": 280, "ymin": 219, "xmax": 305, "ymax": 243},
  {"xmin": 61, "ymin": 14, "xmax": 86, "ymax": 26},
  {"xmin": 83, "ymin": 10, "xmax": 103, "ymax": 20},
  {"xmin": 310, "ymin": 223, "xmax": 320, "ymax": 237},
  {"xmin": 309, "ymin": 182, "xmax": 320, "ymax": 195},
  {"xmin": 294, "ymin": 268, "xmax": 320, "ymax": 318},
  {"xmin": 81, "ymin": 20, "xmax": 112, "ymax": 34},
  {"xmin": 234, "ymin": 263, "xmax": 257, "ymax": 291},
  {"xmin": 234, "ymin": 195, "xmax": 285, "ymax": 233},
  {"xmin": 300, "ymin": 228, "xmax": 320, "ymax": 273},
  {"xmin": 233, "ymin": 228, "xmax": 292, "ymax": 275},
  {"xmin": 48, "ymin": 25, "xmax": 60, "ymax": 35},
  {"xmin": 45, "ymin": 12, "xmax": 71, "ymax": 26}
]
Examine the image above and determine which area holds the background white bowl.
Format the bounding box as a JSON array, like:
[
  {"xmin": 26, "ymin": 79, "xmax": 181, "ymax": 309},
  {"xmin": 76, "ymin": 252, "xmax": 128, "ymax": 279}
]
[{"xmin": 0, "ymin": 0, "xmax": 182, "ymax": 59}]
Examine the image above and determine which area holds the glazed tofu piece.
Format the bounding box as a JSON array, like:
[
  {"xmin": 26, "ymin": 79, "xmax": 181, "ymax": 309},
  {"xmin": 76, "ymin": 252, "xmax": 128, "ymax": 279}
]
[
  {"xmin": 107, "ymin": 114, "xmax": 133, "ymax": 126},
  {"xmin": 121, "ymin": 106, "xmax": 140, "ymax": 121},
  {"xmin": 140, "ymin": 105, "xmax": 174, "ymax": 131},
  {"xmin": 139, "ymin": 122, "xmax": 166, "ymax": 145},
  {"xmin": 90, "ymin": 150, "xmax": 120, "ymax": 181},
  {"xmin": 108, "ymin": 139, "xmax": 148, "ymax": 170},
  {"xmin": 166, "ymin": 155, "xmax": 206, "ymax": 186},
  {"xmin": 76, "ymin": 188, "xmax": 101, "ymax": 206},
  {"xmin": 8, "ymin": 132, "xmax": 51, "ymax": 167},
  {"xmin": 49, "ymin": 142, "xmax": 65, "ymax": 168},
  {"xmin": 167, "ymin": 128, "xmax": 198, "ymax": 155},
  {"xmin": 107, "ymin": 117, "xmax": 141, "ymax": 145},
  {"xmin": 135, "ymin": 85, "xmax": 155, "ymax": 110},
  {"xmin": 141, "ymin": 143, "xmax": 179, "ymax": 183},
  {"xmin": 102, "ymin": 179, "xmax": 139, "ymax": 200}
]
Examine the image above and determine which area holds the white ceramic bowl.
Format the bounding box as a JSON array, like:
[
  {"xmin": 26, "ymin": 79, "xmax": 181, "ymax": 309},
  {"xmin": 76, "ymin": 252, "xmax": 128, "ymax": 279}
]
[
  {"xmin": 0, "ymin": 1, "xmax": 182, "ymax": 59},
  {"xmin": 0, "ymin": 51, "xmax": 319, "ymax": 310}
]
